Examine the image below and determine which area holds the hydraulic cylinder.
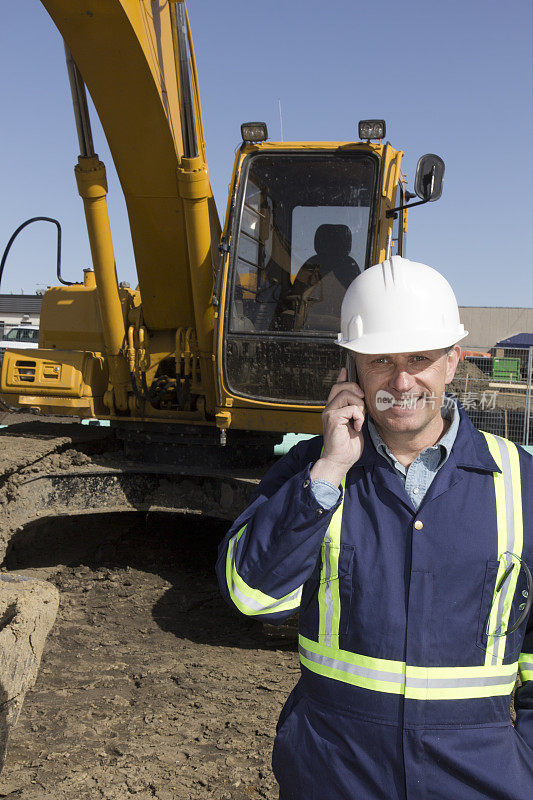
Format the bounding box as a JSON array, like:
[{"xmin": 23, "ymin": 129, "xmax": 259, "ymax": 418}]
[
  {"xmin": 75, "ymin": 156, "xmax": 129, "ymax": 411},
  {"xmin": 177, "ymin": 156, "xmax": 216, "ymax": 413}
]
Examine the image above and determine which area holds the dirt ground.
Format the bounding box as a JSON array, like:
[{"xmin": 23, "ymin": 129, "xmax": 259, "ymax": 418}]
[{"xmin": 0, "ymin": 510, "xmax": 299, "ymax": 800}]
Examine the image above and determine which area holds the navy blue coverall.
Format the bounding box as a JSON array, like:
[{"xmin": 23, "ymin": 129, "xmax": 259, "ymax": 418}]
[{"xmin": 216, "ymin": 405, "xmax": 533, "ymax": 799}]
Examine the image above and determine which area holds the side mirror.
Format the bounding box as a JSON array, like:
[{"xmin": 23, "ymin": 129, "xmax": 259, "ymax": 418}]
[{"xmin": 414, "ymin": 154, "xmax": 445, "ymax": 202}]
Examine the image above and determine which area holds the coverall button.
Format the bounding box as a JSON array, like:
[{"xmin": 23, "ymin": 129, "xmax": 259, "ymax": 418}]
[
  {"xmin": 303, "ymin": 479, "xmax": 311, "ymax": 489},
  {"xmin": 316, "ymin": 507, "xmax": 324, "ymax": 515},
  {"xmin": 414, "ymin": 520, "xmax": 424, "ymax": 530}
]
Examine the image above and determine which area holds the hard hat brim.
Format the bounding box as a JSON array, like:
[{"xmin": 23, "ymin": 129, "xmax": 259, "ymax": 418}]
[{"xmin": 337, "ymin": 328, "xmax": 469, "ymax": 355}]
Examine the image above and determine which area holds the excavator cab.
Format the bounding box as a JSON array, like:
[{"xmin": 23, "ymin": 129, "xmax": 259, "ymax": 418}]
[{"xmin": 221, "ymin": 146, "xmax": 380, "ymax": 405}]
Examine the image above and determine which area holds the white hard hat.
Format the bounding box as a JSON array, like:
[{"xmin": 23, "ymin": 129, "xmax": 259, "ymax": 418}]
[{"xmin": 337, "ymin": 255, "xmax": 468, "ymax": 354}]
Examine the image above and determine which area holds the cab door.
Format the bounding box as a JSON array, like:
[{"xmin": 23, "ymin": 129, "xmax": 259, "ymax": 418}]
[{"xmin": 219, "ymin": 147, "xmax": 380, "ymax": 407}]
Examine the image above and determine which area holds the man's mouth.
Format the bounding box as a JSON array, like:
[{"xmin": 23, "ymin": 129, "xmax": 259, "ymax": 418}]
[
  {"xmin": 391, "ymin": 394, "xmax": 423, "ymax": 408},
  {"xmin": 375, "ymin": 390, "xmax": 425, "ymax": 411}
]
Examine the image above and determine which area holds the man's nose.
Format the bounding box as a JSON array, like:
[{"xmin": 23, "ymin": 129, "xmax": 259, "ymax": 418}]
[{"xmin": 390, "ymin": 367, "xmax": 414, "ymax": 393}]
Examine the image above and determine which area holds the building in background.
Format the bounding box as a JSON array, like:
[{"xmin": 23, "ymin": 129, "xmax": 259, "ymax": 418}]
[
  {"xmin": 459, "ymin": 307, "xmax": 533, "ymax": 350},
  {"xmin": 0, "ymin": 298, "xmax": 530, "ymax": 350},
  {"xmin": 0, "ymin": 294, "xmax": 42, "ymax": 339}
]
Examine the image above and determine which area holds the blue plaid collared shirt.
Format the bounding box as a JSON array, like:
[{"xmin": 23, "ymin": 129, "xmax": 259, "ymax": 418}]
[{"xmin": 311, "ymin": 397, "xmax": 460, "ymax": 511}]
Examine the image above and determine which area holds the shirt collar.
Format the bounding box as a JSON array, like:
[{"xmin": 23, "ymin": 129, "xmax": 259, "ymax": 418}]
[
  {"xmin": 355, "ymin": 395, "xmax": 500, "ymax": 473},
  {"xmin": 367, "ymin": 400, "xmax": 459, "ymax": 471}
]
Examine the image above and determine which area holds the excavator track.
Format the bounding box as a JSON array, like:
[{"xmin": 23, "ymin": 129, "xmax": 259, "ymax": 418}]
[{"xmin": 0, "ymin": 414, "xmax": 260, "ymax": 564}]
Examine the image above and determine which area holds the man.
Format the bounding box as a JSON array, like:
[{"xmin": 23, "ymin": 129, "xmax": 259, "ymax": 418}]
[{"xmin": 216, "ymin": 256, "xmax": 533, "ymax": 800}]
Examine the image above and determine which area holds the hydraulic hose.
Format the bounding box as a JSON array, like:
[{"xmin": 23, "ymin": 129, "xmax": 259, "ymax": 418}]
[{"xmin": 0, "ymin": 216, "xmax": 74, "ymax": 290}]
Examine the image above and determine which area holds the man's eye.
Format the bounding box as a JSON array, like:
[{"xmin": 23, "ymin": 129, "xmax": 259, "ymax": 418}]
[{"xmin": 412, "ymin": 356, "xmax": 428, "ymax": 363}]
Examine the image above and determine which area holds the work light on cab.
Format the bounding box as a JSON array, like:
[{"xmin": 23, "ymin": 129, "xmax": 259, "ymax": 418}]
[
  {"xmin": 358, "ymin": 119, "xmax": 386, "ymax": 141},
  {"xmin": 241, "ymin": 122, "xmax": 268, "ymax": 143}
]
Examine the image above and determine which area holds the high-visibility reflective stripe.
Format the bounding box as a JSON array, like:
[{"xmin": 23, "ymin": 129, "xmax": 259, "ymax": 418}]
[
  {"xmin": 480, "ymin": 432, "xmax": 523, "ymax": 665},
  {"xmin": 299, "ymin": 635, "xmax": 518, "ymax": 700},
  {"xmin": 317, "ymin": 531, "xmax": 331, "ymax": 643},
  {"xmin": 483, "ymin": 432, "xmax": 508, "ymax": 664},
  {"xmin": 519, "ymin": 654, "xmax": 533, "ymax": 682},
  {"xmin": 301, "ymin": 433, "xmax": 524, "ymax": 699},
  {"xmin": 493, "ymin": 436, "xmax": 523, "ymax": 663},
  {"xmin": 226, "ymin": 525, "xmax": 302, "ymax": 616},
  {"xmin": 499, "ymin": 437, "xmax": 524, "ymax": 660},
  {"xmin": 318, "ymin": 477, "xmax": 345, "ymax": 646}
]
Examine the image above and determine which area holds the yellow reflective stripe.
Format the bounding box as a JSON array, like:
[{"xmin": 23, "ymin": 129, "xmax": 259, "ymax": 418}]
[
  {"xmin": 329, "ymin": 481, "xmax": 345, "ymax": 640},
  {"xmin": 300, "ymin": 635, "xmax": 518, "ymax": 700},
  {"xmin": 300, "ymin": 634, "xmax": 405, "ymax": 673},
  {"xmin": 300, "ymin": 634, "xmax": 517, "ymax": 679},
  {"xmin": 481, "ymin": 432, "xmax": 508, "ymax": 664},
  {"xmin": 519, "ymin": 653, "xmax": 533, "ymax": 682},
  {"xmin": 317, "ymin": 477, "xmax": 346, "ymax": 645},
  {"xmin": 300, "ymin": 633, "xmax": 405, "ymax": 695},
  {"xmin": 317, "ymin": 545, "xmax": 327, "ymax": 640},
  {"xmin": 300, "ymin": 651, "xmax": 406, "ymax": 695},
  {"xmin": 500, "ymin": 439, "xmax": 523, "ymax": 653},
  {"xmin": 317, "ymin": 444, "xmax": 327, "ymax": 641},
  {"xmin": 406, "ymin": 663, "xmax": 513, "ymax": 679},
  {"xmin": 508, "ymin": 439, "xmax": 524, "ymax": 552},
  {"xmin": 404, "ymin": 681, "xmax": 517, "ymax": 701},
  {"xmin": 225, "ymin": 525, "xmax": 302, "ymax": 616},
  {"xmin": 480, "ymin": 432, "xmax": 523, "ymax": 665},
  {"xmin": 404, "ymin": 663, "xmax": 517, "ymax": 700}
]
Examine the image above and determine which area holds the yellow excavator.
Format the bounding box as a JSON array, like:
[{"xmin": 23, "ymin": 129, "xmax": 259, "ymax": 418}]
[{"xmin": 0, "ymin": 0, "xmax": 444, "ymax": 475}]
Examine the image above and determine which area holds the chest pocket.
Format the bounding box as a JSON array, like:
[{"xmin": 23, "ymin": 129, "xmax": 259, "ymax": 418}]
[
  {"xmin": 477, "ymin": 560, "xmax": 500, "ymax": 654},
  {"xmin": 476, "ymin": 559, "xmax": 524, "ymax": 661},
  {"xmin": 299, "ymin": 543, "xmax": 354, "ymax": 640}
]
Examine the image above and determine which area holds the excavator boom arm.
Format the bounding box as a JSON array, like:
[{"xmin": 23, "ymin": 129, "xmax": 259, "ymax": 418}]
[{"xmin": 41, "ymin": 0, "xmax": 219, "ymax": 331}]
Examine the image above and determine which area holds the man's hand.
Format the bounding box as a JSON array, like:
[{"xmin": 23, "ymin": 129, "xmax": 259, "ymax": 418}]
[{"xmin": 310, "ymin": 367, "xmax": 365, "ymax": 488}]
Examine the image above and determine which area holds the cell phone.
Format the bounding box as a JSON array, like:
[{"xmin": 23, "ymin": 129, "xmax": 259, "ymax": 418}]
[
  {"xmin": 345, "ymin": 353, "xmax": 365, "ymax": 430},
  {"xmin": 346, "ymin": 353, "xmax": 358, "ymax": 383}
]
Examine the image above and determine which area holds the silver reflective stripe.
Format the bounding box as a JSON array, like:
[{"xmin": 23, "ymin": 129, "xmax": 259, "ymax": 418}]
[
  {"xmin": 519, "ymin": 660, "xmax": 533, "ymax": 676},
  {"xmin": 405, "ymin": 674, "xmax": 516, "ymax": 689},
  {"xmin": 491, "ymin": 436, "xmax": 516, "ymax": 665},
  {"xmin": 228, "ymin": 537, "xmax": 301, "ymax": 613},
  {"xmin": 300, "ymin": 643, "xmax": 517, "ymax": 692},
  {"xmin": 323, "ymin": 525, "xmax": 333, "ymax": 646},
  {"xmin": 229, "ymin": 578, "xmax": 301, "ymax": 613},
  {"xmin": 299, "ymin": 643, "xmax": 405, "ymax": 685}
]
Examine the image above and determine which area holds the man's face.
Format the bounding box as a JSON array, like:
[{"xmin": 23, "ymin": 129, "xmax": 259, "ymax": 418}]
[{"xmin": 353, "ymin": 347, "xmax": 460, "ymax": 435}]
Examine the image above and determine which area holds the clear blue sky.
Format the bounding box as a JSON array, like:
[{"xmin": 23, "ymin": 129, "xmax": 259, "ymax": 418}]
[{"xmin": 0, "ymin": 0, "xmax": 532, "ymax": 308}]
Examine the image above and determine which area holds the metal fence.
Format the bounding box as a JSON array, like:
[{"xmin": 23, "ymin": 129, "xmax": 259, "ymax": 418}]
[{"xmin": 449, "ymin": 346, "xmax": 533, "ymax": 446}]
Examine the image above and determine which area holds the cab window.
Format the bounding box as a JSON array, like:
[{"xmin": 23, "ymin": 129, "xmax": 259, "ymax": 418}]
[
  {"xmin": 224, "ymin": 151, "xmax": 379, "ymax": 403},
  {"xmin": 230, "ymin": 153, "xmax": 377, "ymax": 335}
]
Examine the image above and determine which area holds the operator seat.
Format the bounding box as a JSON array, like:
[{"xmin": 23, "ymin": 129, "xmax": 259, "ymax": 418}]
[{"xmin": 277, "ymin": 224, "xmax": 361, "ymax": 331}]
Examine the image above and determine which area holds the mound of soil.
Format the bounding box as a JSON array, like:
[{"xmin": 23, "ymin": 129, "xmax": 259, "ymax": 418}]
[{"xmin": 0, "ymin": 512, "xmax": 298, "ymax": 800}]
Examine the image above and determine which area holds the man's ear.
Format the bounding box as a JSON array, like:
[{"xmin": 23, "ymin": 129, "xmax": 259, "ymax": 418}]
[{"xmin": 444, "ymin": 345, "xmax": 461, "ymax": 384}]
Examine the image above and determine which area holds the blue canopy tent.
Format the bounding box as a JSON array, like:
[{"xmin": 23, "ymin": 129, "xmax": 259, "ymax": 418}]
[{"xmin": 495, "ymin": 333, "xmax": 533, "ymax": 348}]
